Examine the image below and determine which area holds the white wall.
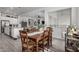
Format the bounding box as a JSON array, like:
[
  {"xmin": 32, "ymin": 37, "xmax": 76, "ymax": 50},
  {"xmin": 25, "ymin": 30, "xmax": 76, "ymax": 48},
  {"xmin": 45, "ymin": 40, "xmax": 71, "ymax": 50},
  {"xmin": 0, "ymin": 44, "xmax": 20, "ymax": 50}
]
[
  {"xmin": 71, "ymin": 7, "xmax": 79, "ymax": 28},
  {"xmin": 48, "ymin": 8, "xmax": 71, "ymax": 39},
  {"xmin": 77, "ymin": 8, "xmax": 79, "ymax": 27},
  {"xmin": 18, "ymin": 16, "xmax": 37, "ymax": 27},
  {"xmin": 58, "ymin": 9, "xmax": 71, "ymax": 25},
  {"xmin": 75, "ymin": 8, "xmax": 79, "ymax": 28},
  {"xmin": 71, "ymin": 8, "xmax": 77, "ymax": 26},
  {"xmin": 49, "ymin": 12, "xmax": 57, "ymax": 25}
]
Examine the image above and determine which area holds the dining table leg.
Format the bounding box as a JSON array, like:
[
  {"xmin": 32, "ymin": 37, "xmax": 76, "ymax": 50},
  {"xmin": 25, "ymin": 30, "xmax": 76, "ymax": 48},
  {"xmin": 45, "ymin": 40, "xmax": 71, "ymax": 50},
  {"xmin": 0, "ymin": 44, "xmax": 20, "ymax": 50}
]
[{"xmin": 36, "ymin": 40, "xmax": 38, "ymax": 52}]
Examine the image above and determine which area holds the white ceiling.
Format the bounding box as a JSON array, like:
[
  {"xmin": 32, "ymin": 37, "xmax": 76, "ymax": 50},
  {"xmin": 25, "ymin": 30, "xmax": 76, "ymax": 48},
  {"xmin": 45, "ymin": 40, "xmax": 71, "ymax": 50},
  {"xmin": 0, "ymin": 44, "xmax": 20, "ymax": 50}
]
[{"xmin": 0, "ymin": 7, "xmax": 43, "ymax": 16}]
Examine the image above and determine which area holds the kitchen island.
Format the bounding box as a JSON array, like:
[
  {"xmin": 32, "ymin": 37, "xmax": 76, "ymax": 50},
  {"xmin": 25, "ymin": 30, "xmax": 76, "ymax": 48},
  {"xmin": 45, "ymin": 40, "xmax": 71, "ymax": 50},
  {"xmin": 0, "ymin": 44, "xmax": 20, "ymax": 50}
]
[{"xmin": 4, "ymin": 26, "xmax": 23, "ymax": 39}]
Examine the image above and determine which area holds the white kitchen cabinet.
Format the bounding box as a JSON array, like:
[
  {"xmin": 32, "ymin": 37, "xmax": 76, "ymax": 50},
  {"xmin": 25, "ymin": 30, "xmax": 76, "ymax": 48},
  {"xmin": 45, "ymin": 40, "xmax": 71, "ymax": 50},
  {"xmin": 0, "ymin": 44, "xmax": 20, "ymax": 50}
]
[
  {"xmin": 11, "ymin": 27, "xmax": 23, "ymax": 38},
  {"xmin": 4, "ymin": 27, "xmax": 10, "ymax": 35}
]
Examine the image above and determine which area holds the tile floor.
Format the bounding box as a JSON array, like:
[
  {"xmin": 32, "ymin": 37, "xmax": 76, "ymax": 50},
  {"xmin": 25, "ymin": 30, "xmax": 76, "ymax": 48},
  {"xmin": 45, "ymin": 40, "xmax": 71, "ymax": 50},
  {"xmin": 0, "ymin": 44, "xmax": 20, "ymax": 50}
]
[{"xmin": 0, "ymin": 33, "xmax": 65, "ymax": 52}]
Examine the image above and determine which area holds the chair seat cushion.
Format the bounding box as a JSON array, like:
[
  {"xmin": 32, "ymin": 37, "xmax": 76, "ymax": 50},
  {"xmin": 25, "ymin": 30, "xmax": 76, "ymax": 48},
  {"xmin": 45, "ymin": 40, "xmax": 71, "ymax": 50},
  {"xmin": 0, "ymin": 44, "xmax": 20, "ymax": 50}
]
[
  {"xmin": 39, "ymin": 41, "xmax": 48, "ymax": 45},
  {"xmin": 23, "ymin": 43, "xmax": 33, "ymax": 49},
  {"xmin": 23, "ymin": 41, "xmax": 35, "ymax": 49}
]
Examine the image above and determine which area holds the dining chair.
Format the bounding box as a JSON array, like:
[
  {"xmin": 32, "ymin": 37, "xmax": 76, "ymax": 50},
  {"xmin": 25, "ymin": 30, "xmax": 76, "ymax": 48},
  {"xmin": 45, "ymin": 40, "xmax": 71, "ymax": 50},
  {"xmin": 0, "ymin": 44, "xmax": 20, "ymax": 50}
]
[
  {"xmin": 19, "ymin": 30, "xmax": 35, "ymax": 52},
  {"xmin": 43, "ymin": 30, "xmax": 49, "ymax": 51},
  {"xmin": 46, "ymin": 27, "xmax": 53, "ymax": 47},
  {"xmin": 36, "ymin": 27, "xmax": 52, "ymax": 52},
  {"xmin": 37, "ymin": 30, "xmax": 49, "ymax": 52},
  {"xmin": 35, "ymin": 32, "xmax": 45, "ymax": 52}
]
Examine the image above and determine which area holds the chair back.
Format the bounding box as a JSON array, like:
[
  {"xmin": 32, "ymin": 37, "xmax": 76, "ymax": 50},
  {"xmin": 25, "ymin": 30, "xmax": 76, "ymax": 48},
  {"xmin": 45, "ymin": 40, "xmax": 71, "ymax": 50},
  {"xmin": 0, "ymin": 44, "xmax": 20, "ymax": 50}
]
[
  {"xmin": 46, "ymin": 27, "xmax": 52, "ymax": 32},
  {"xmin": 46, "ymin": 27, "xmax": 53, "ymax": 47},
  {"xmin": 19, "ymin": 30, "xmax": 28, "ymax": 45},
  {"xmin": 38, "ymin": 30, "xmax": 48, "ymax": 45},
  {"xmin": 46, "ymin": 27, "xmax": 52, "ymax": 37},
  {"xmin": 43, "ymin": 30, "xmax": 49, "ymax": 38}
]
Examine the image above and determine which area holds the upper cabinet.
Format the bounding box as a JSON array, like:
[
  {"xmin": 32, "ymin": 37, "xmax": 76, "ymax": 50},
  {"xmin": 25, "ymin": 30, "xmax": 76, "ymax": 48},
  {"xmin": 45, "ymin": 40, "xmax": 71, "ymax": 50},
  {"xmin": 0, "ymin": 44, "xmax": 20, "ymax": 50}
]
[
  {"xmin": 0, "ymin": 16, "xmax": 18, "ymax": 24},
  {"xmin": 9, "ymin": 18, "xmax": 18, "ymax": 24}
]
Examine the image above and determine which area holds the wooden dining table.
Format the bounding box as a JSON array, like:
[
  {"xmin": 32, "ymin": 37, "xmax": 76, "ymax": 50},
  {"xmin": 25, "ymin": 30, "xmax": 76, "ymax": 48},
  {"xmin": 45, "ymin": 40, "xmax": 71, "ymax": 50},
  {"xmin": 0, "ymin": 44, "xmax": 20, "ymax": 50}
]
[{"xmin": 28, "ymin": 31, "xmax": 43, "ymax": 52}]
